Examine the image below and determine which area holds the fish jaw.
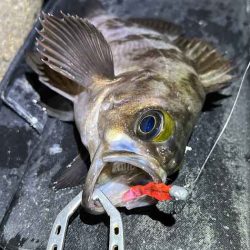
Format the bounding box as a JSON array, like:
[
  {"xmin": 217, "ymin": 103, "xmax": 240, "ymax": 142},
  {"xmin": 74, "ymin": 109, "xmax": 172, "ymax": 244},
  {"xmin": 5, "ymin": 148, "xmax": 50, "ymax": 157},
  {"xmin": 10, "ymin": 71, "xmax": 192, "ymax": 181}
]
[{"xmin": 81, "ymin": 149, "xmax": 166, "ymax": 214}]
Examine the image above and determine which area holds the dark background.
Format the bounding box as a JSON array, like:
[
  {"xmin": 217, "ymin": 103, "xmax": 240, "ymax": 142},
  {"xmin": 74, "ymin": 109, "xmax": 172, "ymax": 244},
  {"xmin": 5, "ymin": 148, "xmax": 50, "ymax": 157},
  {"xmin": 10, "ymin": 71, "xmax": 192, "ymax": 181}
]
[{"xmin": 0, "ymin": 0, "xmax": 249, "ymax": 249}]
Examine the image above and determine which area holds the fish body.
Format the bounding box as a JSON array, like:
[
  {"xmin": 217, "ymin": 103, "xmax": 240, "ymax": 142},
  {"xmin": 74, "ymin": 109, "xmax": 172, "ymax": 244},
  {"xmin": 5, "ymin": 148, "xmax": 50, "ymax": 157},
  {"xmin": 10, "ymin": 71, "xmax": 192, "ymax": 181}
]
[{"xmin": 27, "ymin": 11, "xmax": 231, "ymax": 214}]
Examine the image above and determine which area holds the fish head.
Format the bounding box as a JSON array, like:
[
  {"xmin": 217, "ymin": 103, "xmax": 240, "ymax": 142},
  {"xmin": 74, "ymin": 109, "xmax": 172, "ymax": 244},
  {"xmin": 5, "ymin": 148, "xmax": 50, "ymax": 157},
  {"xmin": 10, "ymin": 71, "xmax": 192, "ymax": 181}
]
[{"xmin": 81, "ymin": 70, "xmax": 189, "ymax": 214}]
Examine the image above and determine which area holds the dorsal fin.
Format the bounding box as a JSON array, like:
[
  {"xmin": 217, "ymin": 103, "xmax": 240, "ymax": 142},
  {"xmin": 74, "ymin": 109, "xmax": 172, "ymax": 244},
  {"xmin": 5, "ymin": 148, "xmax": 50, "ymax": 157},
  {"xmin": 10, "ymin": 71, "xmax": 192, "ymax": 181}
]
[
  {"xmin": 129, "ymin": 18, "xmax": 182, "ymax": 41},
  {"xmin": 37, "ymin": 13, "xmax": 115, "ymax": 89},
  {"xmin": 175, "ymin": 37, "xmax": 232, "ymax": 93}
]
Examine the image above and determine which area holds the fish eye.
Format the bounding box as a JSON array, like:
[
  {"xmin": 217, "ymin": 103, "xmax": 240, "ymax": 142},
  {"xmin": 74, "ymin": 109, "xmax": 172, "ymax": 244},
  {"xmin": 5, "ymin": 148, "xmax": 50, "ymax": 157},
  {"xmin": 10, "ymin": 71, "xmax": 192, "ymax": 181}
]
[
  {"xmin": 136, "ymin": 109, "xmax": 175, "ymax": 142},
  {"xmin": 137, "ymin": 110, "xmax": 163, "ymax": 140},
  {"xmin": 140, "ymin": 115, "xmax": 156, "ymax": 133}
]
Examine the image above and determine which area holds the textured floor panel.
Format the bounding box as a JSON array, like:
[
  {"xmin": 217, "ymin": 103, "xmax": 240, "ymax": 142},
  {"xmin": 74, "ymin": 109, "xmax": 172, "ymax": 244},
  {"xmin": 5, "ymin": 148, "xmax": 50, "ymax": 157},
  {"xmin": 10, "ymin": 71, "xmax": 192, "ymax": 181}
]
[{"xmin": 0, "ymin": 0, "xmax": 249, "ymax": 249}]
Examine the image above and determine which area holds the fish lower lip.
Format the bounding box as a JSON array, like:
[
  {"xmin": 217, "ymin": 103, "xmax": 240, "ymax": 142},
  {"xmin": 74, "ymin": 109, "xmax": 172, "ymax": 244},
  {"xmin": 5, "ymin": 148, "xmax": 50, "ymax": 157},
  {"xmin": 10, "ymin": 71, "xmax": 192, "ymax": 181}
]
[{"xmin": 82, "ymin": 151, "xmax": 166, "ymax": 214}]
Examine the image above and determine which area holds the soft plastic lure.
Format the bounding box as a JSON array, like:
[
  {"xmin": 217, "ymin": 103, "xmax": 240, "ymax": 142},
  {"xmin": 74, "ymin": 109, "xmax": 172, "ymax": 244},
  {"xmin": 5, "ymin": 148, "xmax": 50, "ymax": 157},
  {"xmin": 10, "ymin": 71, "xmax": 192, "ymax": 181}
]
[
  {"xmin": 123, "ymin": 182, "xmax": 189, "ymax": 202},
  {"xmin": 123, "ymin": 182, "xmax": 172, "ymax": 202}
]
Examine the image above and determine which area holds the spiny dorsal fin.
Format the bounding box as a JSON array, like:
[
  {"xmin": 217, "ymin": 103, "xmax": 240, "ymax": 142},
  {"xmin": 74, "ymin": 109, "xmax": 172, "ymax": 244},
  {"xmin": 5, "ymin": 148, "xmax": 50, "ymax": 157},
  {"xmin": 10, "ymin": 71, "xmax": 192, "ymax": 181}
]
[
  {"xmin": 175, "ymin": 37, "xmax": 232, "ymax": 93},
  {"xmin": 129, "ymin": 18, "xmax": 182, "ymax": 41},
  {"xmin": 26, "ymin": 52, "xmax": 85, "ymax": 102},
  {"xmin": 37, "ymin": 13, "xmax": 115, "ymax": 89}
]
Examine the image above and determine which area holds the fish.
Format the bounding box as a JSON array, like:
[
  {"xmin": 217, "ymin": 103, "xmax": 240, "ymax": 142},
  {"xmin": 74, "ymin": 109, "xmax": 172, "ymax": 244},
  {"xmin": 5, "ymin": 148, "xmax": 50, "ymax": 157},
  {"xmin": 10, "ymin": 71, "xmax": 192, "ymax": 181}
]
[{"xmin": 26, "ymin": 6, "xmax": 232, "ymax": 214}]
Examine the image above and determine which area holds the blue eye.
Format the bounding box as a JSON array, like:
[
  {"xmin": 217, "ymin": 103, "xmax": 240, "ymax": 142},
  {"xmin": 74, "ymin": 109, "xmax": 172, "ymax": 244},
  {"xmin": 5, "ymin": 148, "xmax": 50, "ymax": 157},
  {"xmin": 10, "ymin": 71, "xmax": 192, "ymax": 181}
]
[
  {"xmin": 137, "ymin": 110, "xmax": 163, "ymax": 140},
  {"xmin": 140, "ymin": 116, "xmax": 156, "ymax": 133}
]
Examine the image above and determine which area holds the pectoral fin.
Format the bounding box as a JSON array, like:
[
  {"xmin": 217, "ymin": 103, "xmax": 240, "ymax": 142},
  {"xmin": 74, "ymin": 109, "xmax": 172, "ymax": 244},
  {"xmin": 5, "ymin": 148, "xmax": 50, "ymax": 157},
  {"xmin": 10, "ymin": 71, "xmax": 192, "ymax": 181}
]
[
  {"xmin": 175, "ymin": 37, "xmax": 232, "ymax": 93},
  {"xmin": 43, "ymin": 103, "xmax": 74, "ymax": 121},
  {"xmin": 53, "ymin": 154, "xmax": 88, "ymax": 189}
]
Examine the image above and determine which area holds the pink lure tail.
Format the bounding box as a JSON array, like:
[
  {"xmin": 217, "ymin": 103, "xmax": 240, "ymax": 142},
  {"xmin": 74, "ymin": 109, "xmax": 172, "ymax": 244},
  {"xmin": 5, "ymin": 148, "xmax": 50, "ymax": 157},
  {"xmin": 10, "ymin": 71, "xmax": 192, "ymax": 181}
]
[{"xmin": 122, "ymin": 182, "xmax": 173, "ymax": 202}]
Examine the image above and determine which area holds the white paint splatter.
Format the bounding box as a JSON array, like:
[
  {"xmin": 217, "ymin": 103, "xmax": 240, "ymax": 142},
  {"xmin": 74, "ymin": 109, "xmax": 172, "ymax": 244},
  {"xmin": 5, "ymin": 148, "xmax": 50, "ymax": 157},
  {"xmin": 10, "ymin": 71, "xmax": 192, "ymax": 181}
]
[
  {"xmin": 185, "ymin": 146, "xmax": 192, "ymax": 153},
  {"xmin": 49, "ymin": 144, "xmax": 63, "ymax": 155}
]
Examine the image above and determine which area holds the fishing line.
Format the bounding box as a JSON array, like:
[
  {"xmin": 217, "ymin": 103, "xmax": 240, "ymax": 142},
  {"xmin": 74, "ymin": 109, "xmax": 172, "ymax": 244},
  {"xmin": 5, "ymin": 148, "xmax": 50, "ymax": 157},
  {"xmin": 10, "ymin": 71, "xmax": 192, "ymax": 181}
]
[
  {"xmin": 142, "ymin": 32, "xmax": 250, "ymax": 196},
  {"xmin": 185, "ymin": 60, "xmax": 250, "ymax": 193},
  {"xmin": 124, "ymin": 32, "xmax": 249, "ymax": 212}
]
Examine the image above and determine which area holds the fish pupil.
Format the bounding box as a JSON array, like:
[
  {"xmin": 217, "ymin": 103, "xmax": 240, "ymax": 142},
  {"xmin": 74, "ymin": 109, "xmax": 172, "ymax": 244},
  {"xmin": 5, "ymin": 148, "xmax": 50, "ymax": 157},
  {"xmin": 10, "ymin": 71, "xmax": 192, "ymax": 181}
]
[{"xmin": 140, "ymin": 116, "xmax": 155, "ymax": 133}]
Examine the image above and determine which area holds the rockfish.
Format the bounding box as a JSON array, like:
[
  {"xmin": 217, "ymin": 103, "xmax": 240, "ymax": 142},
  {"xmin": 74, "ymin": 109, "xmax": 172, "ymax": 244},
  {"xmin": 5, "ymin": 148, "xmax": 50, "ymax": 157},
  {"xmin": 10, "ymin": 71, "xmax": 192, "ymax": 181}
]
[{"xmin": 27, "ymin": 9, "xmax": 231, "ymax": 214}]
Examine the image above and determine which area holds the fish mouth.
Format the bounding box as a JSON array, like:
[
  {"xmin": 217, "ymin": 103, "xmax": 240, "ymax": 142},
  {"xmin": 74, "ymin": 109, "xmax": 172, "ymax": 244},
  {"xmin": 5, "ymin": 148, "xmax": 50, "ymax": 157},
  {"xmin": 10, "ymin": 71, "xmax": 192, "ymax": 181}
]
[{"xmin": 82, "ymin": 151, "xmax": 166, "ymax": 214}]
